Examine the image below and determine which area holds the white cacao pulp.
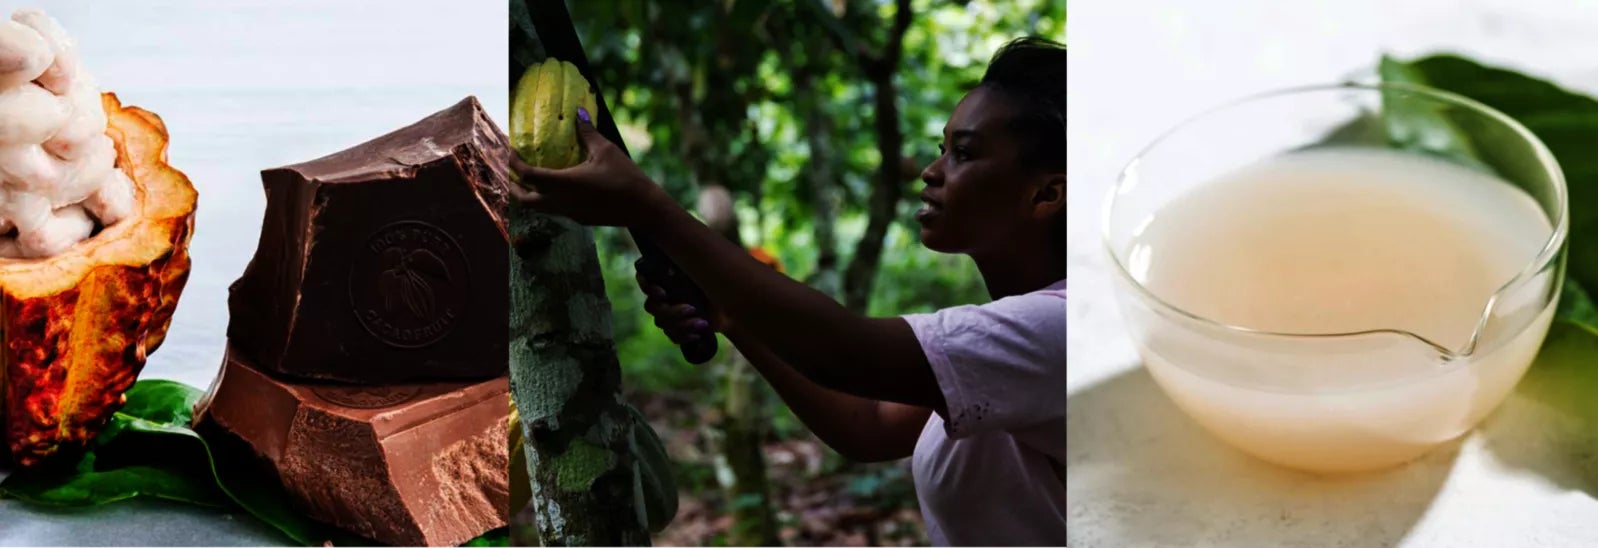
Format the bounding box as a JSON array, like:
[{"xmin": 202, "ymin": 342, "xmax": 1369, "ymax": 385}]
[{"xmin": 0, "ymin": 9, "xmax": 133, "ymax": 258}]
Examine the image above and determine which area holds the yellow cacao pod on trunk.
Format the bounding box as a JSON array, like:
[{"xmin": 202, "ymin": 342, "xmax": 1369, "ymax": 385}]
[{"xmin": 511, "ymin": 59, "xmax": 599, "ymax": 169}]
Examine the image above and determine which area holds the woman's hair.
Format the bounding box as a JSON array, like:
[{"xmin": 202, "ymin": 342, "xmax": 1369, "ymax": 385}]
[
  {"xmin": 979, "ymin": 37, "xmax": 1067, "ymax": 173},
  {"xmin": 980, "ymin": 36, "xmax": 1068, "ymax": 261}
]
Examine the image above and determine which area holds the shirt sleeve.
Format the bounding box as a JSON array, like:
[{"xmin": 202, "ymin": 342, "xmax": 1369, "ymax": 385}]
[{"xmin": 902, "ymin": 289, "xmax": 1066, "ymax": 439}]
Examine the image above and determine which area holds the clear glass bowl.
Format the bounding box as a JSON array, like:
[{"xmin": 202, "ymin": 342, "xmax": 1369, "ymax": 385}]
[{"xmin": 1102, "ymin": 83, "xmax": 1568, "ymax": 473}]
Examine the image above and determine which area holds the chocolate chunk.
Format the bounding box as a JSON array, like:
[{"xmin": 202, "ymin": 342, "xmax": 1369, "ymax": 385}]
[
  {"xmin": 227, "ymin": 96, "xmax": 510, "ymax": 383},
  {"xmin": 198, "ymin": 347, "xmax": 510, "ymax": 547}
]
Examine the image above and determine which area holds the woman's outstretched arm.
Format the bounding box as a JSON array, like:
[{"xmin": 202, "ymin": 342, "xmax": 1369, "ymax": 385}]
[
  {"xmin": 512, "ymin": 115, "xmax": 944, "ymax": 411},
  {"xmin": 725, "ymin": 324, "xmax": 930, "ymax": 462},
  {"xmin": 639, "ymin": 270, "xmax": 928, "ymax": 462},
  {"xmin": 643, "ymin": 202, "xmax": 945, "ymax": 411}
]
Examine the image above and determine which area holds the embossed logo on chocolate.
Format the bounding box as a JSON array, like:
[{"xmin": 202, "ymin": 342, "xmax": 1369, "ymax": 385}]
[
  {"xmin": 349, "ymin": 220, "xmax": 469, "ymax": 348},
  {"xmin": 311, "ymin": 385, "xmax": 423, "ymax": 409}
]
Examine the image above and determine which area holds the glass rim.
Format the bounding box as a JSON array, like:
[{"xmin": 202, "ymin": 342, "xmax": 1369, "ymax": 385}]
[{"xmin": 1101, "ymin": 81, "xmax": 1570, "ymax": 361}]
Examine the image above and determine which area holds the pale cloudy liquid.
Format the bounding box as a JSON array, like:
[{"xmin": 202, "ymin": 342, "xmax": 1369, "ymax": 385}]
[{"xmin": 1120, "ymin": 148, "xmax": 1557, "ymax": 472}]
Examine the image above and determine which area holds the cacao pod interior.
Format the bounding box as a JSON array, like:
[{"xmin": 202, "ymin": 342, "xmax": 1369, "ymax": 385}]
[{"xmin": 0, "ymin": 92, "xmax": 196, "ymax": 467}]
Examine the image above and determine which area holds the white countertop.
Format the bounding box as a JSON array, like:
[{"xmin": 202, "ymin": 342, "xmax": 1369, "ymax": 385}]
[
  {"xmin": 0, "ymin": 1, "xmax": 506, "ymax": 545},
  {"xmin": 1067, "ymin": 0, "xmax": 1598, "ymax": 546}
]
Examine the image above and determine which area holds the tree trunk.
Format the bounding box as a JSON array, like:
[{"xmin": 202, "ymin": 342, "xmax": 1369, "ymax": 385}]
[
  {"xmin": 839, "ymin": 0, "xmax": 914, "ymax": 314},
  {"xmin": 509, "ymin": 205, "xmax": 651, "ymax": 546},
  {"xmin": 697, "ymin": 184, "xmax": 782, "ymax": 546},
  {"xmin": 841, "ymin": 70, "xmax": 903, "ymax": 313},
  {"xmin": 718, "ymin": 350, "xmax": 781, "ymax": 546},
  {"xmin": 795, "ymin": 65, "xmax": 842, "ymax": 299}
]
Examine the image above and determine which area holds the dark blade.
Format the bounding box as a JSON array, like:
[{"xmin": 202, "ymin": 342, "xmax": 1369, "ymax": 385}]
[{"xmin": 520, "ymin": 0, "xmax": 719, "ymax": 365}]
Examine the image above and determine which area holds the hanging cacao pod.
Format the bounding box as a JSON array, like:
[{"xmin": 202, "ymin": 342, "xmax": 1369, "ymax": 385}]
[{"xmin": 511, "ymin": 59, "xmax": 599, "ymax": 169}]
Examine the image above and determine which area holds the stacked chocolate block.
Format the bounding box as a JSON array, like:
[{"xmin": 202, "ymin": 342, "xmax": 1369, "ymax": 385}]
[{"xmin": 197, "ymin": 97, "xmax": 513, "ymax": 547}]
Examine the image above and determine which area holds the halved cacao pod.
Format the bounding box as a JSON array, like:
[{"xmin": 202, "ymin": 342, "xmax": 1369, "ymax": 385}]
[{"xmin": 0, "ymin": 92, "xmax": 196, "ymax": 467}]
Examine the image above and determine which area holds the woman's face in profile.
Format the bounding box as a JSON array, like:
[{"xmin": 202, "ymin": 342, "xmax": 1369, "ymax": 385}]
[{"xmin": 917, "ymin": 87, "xmax": 1039, "ymax": 256}]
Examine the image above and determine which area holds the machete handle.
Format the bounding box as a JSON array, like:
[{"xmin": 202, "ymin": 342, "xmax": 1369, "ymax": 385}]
[{"xmin": 634, "ymin": 253, "xmax": 718, "ymax": 364}]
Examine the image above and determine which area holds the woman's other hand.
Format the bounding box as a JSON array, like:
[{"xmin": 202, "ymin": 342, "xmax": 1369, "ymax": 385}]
[
  {"xmin": 509, "ymin": 107, "xmax": 673, "ymax": 228},
  {"xmin": 637, "ymin": 263, "xmax": 726, "ymax": 345}
]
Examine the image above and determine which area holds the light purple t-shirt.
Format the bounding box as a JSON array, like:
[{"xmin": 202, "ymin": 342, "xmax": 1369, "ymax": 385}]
[{"xmin": 903, "ymin": 279, "xmax": 1067, "ymax": 546}]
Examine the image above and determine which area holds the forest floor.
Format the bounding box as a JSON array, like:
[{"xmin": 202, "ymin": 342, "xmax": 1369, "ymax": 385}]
[{"xmin": 634, "ymin": 392, "xmax": 930, "ymax": 547}]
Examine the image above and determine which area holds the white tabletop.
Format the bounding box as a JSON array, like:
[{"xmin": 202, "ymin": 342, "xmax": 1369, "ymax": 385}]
[
  {"xmin": 1067, "ymin": 0, "xmax": 1598, "ymax": 546},
  {"xmin": 0, "ymin": 1, "xmax": 506, "ymax": 545}
]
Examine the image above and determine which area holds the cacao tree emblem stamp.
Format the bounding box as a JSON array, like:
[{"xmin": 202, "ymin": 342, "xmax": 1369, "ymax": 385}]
[
  {"xmin": 349, "ymin": 220, "xmax": 469, "ymax": 348},
  {"xmin": 311, "ymin": 385, "xmax": 423, "ymax": 409}
]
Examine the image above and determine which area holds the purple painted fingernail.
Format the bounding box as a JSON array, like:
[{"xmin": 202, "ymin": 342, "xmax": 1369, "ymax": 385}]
[
  {"xmin": 691, "ymin": 319, "xmax": 710, "ymax": 330},
  {"xmin": 684, "ymin": 306, "xmax": 697, "ymax": 315},
  {"xmin": 577, "ymin": 107, "xmax": 591, "ymax": 123}
]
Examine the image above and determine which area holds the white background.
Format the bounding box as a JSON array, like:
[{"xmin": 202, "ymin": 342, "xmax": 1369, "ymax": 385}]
[
  {"xmin": 1067, "ymin": 0, "xmax": 1598, "ymax": 546},
  {"xmin": 0, "ymin": 1, "xmax": 506, "ymax": 545}
]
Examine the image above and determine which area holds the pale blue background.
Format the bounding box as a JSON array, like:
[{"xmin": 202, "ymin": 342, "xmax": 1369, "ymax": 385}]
[{"xmin": 0, "ymin": 1, "xmax": 507, "ymax": 545}]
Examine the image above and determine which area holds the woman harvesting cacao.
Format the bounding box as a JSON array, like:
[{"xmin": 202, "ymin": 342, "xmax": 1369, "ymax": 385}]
[{"xmin": 513, "ymin": 37, "xmax": 1066, "ymax": 545}]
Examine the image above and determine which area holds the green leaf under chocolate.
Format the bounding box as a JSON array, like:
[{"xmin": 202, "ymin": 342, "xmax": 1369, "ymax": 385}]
[
  {"xmin": 462, "ymin": 527, "xmax": 511, "ymax": 547},
  {"xmin": 0, "ymin": 452, "xmax": 228, "ymax": 508},
  {"xmin": 0, "ymin": 380, "xmax": 225, "ymax": 508},
  {"xmin": 0, "ymin": 379, "xmax": 374, "ymax": 546}
]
